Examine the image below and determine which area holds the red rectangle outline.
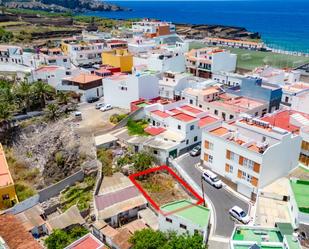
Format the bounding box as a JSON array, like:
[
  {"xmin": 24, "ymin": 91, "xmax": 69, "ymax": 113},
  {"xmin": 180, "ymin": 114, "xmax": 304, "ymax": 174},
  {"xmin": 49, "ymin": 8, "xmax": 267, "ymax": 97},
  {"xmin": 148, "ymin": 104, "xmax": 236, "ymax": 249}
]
[{"xmin": 129, "ymin": 165, "xmax": 204, "ymax": 216}]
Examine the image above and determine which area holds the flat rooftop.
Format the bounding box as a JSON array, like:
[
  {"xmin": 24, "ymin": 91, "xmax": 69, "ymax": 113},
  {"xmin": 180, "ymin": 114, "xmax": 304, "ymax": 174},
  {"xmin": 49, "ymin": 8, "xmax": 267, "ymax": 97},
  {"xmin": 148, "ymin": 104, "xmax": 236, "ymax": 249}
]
[
  {"xmin": 180, "ymin": 105, "xmax": 204, "ymax": 114},
  {"xmin": 262, "ymin": 110, "xmax": 309, "ymax": 133},
  {"xmin": 233, "ymin": 227, "xmax": 283, "ymax": 243},
  {"xmin": 290, "ymin": 179, "xmax": 309, "ymax": 213},
  {"xmin": 160, "ymin": 199, "xmax": 210, "ymax": 227},
  {"xmin": 172, "ymin": 113, "xmax": 196, "ymax": 122},
  {"xmin": 198, "ymin": 116, "xmax": 219, "ymax": 128}
]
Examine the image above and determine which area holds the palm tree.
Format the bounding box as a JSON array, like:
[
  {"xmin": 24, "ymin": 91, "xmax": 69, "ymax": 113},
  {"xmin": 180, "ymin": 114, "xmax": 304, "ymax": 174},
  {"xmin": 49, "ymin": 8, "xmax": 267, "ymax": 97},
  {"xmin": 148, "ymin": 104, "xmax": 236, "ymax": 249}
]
[
  {"xmin": 0, "ymin": 102, "xmax": 14, "ymax": 132},
  {"xmin": 13, "ymin": 81, "xmax": 33, "ymax": 113},
  {"xmin": 44, "ymin": 103, "xmax": 62, "ymax": 121},
  {"xmin": 31, "ymin": 81, "xmax": 55, "ymax": 109},
  {"xmin": 56, "ymin": 91, "xmax": 70, "ymax": 105}
]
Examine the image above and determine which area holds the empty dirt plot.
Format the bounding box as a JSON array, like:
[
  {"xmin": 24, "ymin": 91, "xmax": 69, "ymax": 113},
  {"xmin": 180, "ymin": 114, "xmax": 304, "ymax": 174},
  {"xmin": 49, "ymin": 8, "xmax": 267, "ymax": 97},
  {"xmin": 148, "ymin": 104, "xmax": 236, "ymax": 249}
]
[{"xmin": 137, "ymin": 172, "xmax": 191, "ymax": 207}]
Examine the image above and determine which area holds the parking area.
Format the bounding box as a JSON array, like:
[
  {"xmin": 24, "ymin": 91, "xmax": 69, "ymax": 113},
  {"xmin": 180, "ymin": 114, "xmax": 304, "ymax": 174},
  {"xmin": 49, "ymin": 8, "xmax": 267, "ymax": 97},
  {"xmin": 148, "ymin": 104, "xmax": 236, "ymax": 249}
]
[{"xmin": 74, "ymin": 101, "xmax": 129, "ymax": 136}]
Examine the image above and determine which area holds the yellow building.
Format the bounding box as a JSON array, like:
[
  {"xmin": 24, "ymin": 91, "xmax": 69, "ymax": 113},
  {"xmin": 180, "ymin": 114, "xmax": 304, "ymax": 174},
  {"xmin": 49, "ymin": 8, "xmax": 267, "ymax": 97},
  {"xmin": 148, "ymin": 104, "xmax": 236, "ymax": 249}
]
[
  {"xmin": 102, "ymin": 49, "xmax": 133, "ymax": 73},
  {"xmin": 0, "ymin": 144, "xmax": 18, "ymax": 209}
]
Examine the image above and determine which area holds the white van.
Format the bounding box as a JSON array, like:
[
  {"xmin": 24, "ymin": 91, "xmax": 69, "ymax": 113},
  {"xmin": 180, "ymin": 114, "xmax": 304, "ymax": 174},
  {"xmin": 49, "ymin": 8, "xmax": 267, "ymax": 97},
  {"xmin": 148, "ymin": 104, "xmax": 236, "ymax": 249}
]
[{"xmin": 202, "ymin": 170, "xmax": 223, "ymax": 188}]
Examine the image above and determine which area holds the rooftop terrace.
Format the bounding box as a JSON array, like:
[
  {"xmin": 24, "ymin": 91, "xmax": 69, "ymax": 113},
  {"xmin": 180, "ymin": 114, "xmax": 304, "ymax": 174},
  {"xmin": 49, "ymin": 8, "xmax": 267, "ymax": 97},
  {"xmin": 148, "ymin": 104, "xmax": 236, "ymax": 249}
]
[
  {"xmin": 233, "ymin": 227, "xmax": 283, "ymax": 243},
  {"xmin": 161, "ymin": 199, "xmax": 210, "ymax": 227},
  {"xmin": 290, "ymin": 179, "xmax": 309, "ymax": 213}
]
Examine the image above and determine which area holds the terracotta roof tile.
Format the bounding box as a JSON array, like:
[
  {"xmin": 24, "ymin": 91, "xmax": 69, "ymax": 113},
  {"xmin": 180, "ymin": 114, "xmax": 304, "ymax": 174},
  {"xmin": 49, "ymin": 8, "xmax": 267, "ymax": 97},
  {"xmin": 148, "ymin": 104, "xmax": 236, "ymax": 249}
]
[{"xmin": 0, "ymin": 214, "xmax": 42, "ymax": 249}]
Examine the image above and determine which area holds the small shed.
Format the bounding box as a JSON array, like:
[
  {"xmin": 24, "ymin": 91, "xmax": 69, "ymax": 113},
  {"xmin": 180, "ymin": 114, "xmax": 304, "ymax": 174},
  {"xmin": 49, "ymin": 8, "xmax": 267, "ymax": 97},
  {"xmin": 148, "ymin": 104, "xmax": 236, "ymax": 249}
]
[{"xmin": 95, "ymin": 134, "xmax": 119, "ymax": 149}]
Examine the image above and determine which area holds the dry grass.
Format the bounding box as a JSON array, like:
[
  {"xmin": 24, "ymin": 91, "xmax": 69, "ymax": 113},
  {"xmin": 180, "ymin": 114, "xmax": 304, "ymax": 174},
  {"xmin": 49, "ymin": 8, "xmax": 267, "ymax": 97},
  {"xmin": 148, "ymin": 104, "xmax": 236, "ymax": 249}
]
[{"xmin": 137, "ymin": 171, "xmax": 191, "ymax": 207}]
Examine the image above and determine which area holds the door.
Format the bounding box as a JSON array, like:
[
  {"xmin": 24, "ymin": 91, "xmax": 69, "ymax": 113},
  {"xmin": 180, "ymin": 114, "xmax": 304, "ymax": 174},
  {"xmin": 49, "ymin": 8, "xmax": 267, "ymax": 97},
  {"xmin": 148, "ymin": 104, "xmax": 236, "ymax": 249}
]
[{"xmin": 169, "ymin": 149, "xmax": 178, "ymax": 159}]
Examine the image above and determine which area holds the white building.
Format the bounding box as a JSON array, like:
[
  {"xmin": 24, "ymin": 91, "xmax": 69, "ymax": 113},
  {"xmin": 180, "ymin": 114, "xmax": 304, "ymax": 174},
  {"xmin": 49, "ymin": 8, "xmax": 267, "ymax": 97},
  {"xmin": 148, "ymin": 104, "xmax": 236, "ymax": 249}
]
[
  {"xmin": 159, "ymin": 199, "xmax": 210, "ymax": 243},
  {"xmin": 288, "ymin": 178, "xmax": 309, "ymax": 228},
  {"xmin": 159, "ymin": 71, "xmax": 205, "ymax": 100},
  {"xmin": 132, "ymin": 19, "xmax": 176, "ymax": 37},
  {"xmin": 201, "ymin": 116, "xmax": 302, "ymax": 198},
  {"xmin": 60, "ymin": 73, "xmax": 103, "ymax": 102},
  {"xmin": 183, "ymin": 88, "xmax": 269, "ymax": 121},
  {"xmin": 281, "ymin": 83, "xmax": 309, "ymax": 107},
  {"xmin": 186, "ymin": 47, "xmax": 237, "ymax": 78},
  {"xmin": 291, "ymin": 91, "xmax": 309, "ymax": 115},
  {"xmin": 103, "ymin": 72, "xmax": 159, "ymax": 109},
  {"xmin": 133, "ymin": 49, "xmax": 186, "ymax": 73},
  {"xmin": 31, "ymin": 66, "xmax": 67, "ymax": 88},
  {"xmin": 142, "ymin": 100, "xmax": 220, "ymax": 163},
  {"xmin": 212, "ymin": 71, "xmax": 244, "ymax": 87},
  {"xmin": 62, "ymin": 39, "xmax": 105, "ymax": 66},
  {"xmin": 249, "ymin": 66, "xmax": 301, "ymax": 86}
]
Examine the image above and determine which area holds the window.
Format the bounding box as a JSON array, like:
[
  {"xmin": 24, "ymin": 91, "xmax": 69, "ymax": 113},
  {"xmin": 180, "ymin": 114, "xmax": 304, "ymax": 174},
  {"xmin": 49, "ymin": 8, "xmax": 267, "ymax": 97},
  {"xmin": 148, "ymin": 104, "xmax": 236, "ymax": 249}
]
[
  {"xmin": 194, "ymin": 136, "xmax": 198, "ymax": 142},
  {"xmin": 2, "ymin": 194, "xmax": 9, "ymax": 200},
  {"xmin": 179, "ymin": 224, "xmax": 187, "ymax": 230},
  {"xmin": 243, "ymin": 158, "xmax": 254, "ymax": 170},
  {"xmin": 285, "ymin": 96, "xmax": 289, "ymax": 103},
  {"xmin": 190, "ymin": 125, "xmax": 194, "ymax": 130},
  {"xmin": 186, "ymin": 140, "xmax": 189, "ymax": 145},
  {"xmin": 230, "ymin": 151, "xmax": 236, "ymax": 161},
  {"xmin": 153, "ymin": 150, "xmax": 158, "ymax": 155},
  {"xmin": 166, "ymin": 218, "xmax": 172, "ymax": 223},
  {"xmin": 209, "ymin": 155, "xmax": 213, "ymax": 163},
  {"xmin": 199, "ymin": 104, "xmax": 202, "ymax": 108},
  {"xmin": 189, "ymin": 99, "xmax": 193, "ymax": 104},
  {"xmin": 209, "ymin": 142, "xmax": 213, "ymax": 150},
  {"xmin": 214, "ymin": 110, "xmax": 218, "ymax": 115},
  {"xmin": 226, "ymin": 164, "xmax": 233, "ymax": 173},
  {"xmin": 63, "ymin": 59, "xmax": 67, "ymax": 62},
  {"xmin": 229, "ymin": 115, "xmax": 234, "ymax": 120}
]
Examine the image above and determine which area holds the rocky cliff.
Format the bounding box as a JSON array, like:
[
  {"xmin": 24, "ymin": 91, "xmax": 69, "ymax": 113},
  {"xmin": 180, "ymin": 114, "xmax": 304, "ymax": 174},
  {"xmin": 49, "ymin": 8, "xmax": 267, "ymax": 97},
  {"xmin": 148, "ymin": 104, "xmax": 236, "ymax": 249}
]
[{"xmin": 1, "ymin": 0, "xmax": 125, "ymax": 12}]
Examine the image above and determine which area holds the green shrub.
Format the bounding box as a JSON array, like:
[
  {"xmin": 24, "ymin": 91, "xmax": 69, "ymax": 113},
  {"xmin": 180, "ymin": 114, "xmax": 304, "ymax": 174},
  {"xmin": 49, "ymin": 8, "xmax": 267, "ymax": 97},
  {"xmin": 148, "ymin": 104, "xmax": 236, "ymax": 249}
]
[
  {"xmin": 127, "ymin": 119, "xmax": 148, "ymax": 136},
  {"xmin": 44, "ymin": 226, "xmax": 88, "ymax": 249},
  {"xmin": 97, "ymin": 149, "xmax": 113, "ymax": 176},
  {"xmin": 15, "ymin": 183, "xmax": 36, "ymax": 201}
]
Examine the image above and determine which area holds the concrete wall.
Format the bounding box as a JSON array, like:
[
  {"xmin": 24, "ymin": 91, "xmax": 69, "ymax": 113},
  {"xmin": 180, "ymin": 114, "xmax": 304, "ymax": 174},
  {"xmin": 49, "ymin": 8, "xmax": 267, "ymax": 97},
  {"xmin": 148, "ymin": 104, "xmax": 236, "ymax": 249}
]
[{"xmin": 39, "ymin": 170, "xmax": 84, "ymax": 202}]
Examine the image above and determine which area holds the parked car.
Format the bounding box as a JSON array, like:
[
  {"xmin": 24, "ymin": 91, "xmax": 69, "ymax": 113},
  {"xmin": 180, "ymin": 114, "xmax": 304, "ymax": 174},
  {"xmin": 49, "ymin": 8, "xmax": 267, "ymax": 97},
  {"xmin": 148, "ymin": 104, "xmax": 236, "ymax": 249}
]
[
  {"xmin": 202, "ymin": 170, "xmax": 223, "ymax": 188},
  {"xmin": 100, "ymin": 104, "xmax": 113, "ymax": 112},
  {"xmin": 73, "ymin": 111, "xmax": 82, "ymax": 121},
  {"xmin": 95, "ymin": 102, "xmax": 105, "ymax": 109},
  {"xmin": 87, "ymin": 96, "xmax": 100, "ymax": 103},
  {"xmin": 190, "ymin": 145, "xmax": 201, "ymax": 156},
  {"xmin": 229, "ymin": 206, "xmax": 250, "ymax": 224}
]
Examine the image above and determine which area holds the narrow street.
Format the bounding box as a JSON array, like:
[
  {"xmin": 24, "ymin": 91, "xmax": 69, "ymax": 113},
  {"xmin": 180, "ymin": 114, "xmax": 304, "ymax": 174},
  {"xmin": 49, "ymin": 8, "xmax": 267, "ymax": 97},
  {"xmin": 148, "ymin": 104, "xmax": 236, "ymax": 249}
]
[{"xmin": 175, "ymin": 154, "xmax": 250, "ymax": 238}]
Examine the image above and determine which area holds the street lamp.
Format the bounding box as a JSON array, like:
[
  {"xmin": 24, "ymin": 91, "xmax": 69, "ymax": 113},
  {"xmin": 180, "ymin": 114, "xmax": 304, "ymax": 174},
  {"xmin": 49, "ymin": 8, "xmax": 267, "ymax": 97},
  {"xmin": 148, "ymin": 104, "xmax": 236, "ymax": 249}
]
[{"xmin": 200, "ymin": 176, "xmax": 206, "ymax": 207}]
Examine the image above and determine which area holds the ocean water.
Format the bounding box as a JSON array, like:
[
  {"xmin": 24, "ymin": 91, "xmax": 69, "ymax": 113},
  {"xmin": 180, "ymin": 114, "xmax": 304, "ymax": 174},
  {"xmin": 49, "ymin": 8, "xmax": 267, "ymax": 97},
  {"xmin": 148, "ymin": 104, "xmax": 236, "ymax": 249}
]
[{"xmin": 85, "ymin": 0, "xmax": 309, "ymax": 53}]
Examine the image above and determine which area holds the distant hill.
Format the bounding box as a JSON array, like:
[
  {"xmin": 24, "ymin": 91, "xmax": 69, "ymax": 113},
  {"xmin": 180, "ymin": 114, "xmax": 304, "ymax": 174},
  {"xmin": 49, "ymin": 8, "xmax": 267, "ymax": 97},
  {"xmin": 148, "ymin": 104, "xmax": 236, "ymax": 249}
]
[{"xmin": 0, "ymin": 0, "xmax": 125, "ymax": 12}]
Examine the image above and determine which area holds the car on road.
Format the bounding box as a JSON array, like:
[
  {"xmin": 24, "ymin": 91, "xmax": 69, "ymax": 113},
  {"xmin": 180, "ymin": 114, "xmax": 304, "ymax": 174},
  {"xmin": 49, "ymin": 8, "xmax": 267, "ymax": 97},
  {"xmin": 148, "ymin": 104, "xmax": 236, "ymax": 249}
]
[
  {"xmin": 95, "ymin": 102, "xmax": 105, "ymax": 109},
  {"xmin": 229, "ymin": 206, "xmax": 250, "ymax": 224},
  {"xmin": 202, "ymin": 170, "xmax": 223, "ymax": 188},
  {"xmin": 87, "ymin": 96, "xmax": 100, "ymax": 103},
  {"xmin": 100, "ymin": 104, "xmax": 113, "ymax": 112},
  {"xmin": 190, "ymin": 145, "xmax": 201, "ymax": 156},
  {"xmin": 73, "ymin": 111, "xmax": 82, "ymax": 121}
]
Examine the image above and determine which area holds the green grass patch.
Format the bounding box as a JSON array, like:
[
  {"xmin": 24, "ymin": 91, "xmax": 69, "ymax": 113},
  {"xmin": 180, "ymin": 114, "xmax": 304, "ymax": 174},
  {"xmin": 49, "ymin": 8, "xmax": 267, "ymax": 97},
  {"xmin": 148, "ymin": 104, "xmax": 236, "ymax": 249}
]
[
  {"xmin": 60, "ymin": 176, "xmax": 95, "ymax": 212},
  {"xmin": 15, "ymin": 183, "xmax": 37, "ymax": 202},
  {"xmin": 229, "ymin": 48, "xmax": 309, "ymax": 70},
  {"xmin": 97, "ymin": 149, "xmax": 114, "ymax": 176},
  {"xmin": 127, "ymin": 119, "xmax": 149, "ymax": 136}
]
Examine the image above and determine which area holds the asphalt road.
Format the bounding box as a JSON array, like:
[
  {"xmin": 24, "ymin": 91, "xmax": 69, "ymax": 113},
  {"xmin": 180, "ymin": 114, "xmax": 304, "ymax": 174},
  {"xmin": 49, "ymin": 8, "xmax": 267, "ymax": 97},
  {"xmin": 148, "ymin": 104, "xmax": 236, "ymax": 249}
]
[{"xmin": 175, "ymin": 154, "xmax": 250, "ymax": 238}]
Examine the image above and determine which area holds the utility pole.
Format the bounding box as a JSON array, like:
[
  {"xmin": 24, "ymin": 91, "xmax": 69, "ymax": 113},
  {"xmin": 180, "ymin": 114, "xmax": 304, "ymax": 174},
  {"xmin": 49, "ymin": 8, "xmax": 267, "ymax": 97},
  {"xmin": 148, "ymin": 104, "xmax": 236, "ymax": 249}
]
[{"xmin": 201, "ymin": 176, "xmax": 206, "ymax": 207}]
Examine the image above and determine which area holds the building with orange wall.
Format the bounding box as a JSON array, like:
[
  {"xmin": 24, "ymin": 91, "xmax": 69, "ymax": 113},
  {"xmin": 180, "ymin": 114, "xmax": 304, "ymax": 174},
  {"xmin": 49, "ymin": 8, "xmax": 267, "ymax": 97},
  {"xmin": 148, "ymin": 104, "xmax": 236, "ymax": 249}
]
[{"xmin": 0, "ymin": 144, "xmax": 18, "ymax": 209}]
